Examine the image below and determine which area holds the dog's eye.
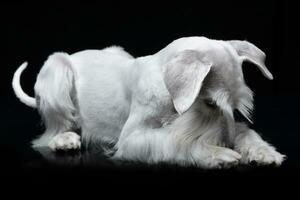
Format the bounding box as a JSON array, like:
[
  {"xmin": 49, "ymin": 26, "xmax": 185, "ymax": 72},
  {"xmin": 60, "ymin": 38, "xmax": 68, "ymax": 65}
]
[{"xmin": 204, "ymin": 99, "xmax": 217, "ymax": 108}]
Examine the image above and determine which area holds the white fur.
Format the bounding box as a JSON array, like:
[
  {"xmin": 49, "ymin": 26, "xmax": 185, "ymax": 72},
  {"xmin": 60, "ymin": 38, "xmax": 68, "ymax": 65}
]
[
  {"xmin": 49, "ymin": 131, "xmax": 81, "ymax": 151},
  {"xmin": 234, "ymin": 123, "xmax": 285, "ymax": 165},
  {"xmin": 12, "ymin": 36, "xmax": 285, "ymax": 168}
]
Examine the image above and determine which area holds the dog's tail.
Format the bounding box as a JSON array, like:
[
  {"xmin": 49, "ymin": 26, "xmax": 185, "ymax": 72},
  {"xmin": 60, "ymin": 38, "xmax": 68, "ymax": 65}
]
[{"xmin": 12, "ymin": 62, "xmax": 37, "ymax": 108}]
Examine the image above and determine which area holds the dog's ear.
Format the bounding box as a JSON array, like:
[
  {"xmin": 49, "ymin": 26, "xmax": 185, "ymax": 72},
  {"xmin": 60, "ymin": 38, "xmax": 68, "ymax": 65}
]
[
  {"xmin": 162, "ymin": 50, "xmax": 212, "ymax": 115},
  {"xmin": 228, "ymin": 40, "xmax": 273, "ymax": 80}
]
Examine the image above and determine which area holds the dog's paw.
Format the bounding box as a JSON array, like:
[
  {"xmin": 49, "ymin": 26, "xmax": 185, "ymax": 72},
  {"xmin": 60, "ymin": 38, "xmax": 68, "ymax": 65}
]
[
  {"xmin": 49, "ymin": 132, "xmax": 81, "ymax": 151},
  {"xmin": 204, "ymin": 148, "xmax": 242, "ymax": 169},
  {"xmin": 240, "ymin": 145, "xmax": 285, "ymax": 166}
]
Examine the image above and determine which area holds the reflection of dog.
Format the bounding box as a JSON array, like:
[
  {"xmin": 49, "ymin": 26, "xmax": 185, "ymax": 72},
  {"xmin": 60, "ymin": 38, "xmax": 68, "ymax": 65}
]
[{"xmin": 13, "ymin": 37, "xmax": 285, "ymax": 168}]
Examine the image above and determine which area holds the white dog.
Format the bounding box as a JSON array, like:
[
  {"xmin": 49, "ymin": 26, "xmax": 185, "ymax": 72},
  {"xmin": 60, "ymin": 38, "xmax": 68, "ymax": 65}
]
[{"xmin": 12, "ymin": 36, "xmax": 285, "ymax": 168}]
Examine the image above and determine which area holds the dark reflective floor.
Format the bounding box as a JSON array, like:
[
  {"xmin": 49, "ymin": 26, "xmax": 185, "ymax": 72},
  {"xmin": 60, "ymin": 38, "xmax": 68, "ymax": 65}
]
[{"xmin": 31, "ymin": 145, "xmax": 299, "ymax": 173}]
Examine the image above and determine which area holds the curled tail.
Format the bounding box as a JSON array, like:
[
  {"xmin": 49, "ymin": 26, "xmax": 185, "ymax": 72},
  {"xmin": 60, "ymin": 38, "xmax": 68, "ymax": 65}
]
[{"xmin": 12, "ymin": 62, "xmax": 37, "ymax": 108}]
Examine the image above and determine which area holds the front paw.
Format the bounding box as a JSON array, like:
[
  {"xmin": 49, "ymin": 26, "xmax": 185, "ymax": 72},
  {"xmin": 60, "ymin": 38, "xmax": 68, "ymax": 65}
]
[
  {"xmin": 202, "ymin": 148, "xmax": 242, "ymax": 169},
  {"xmin": 240, "ymin": 145, "xmax": 286, "ymax": 166}
]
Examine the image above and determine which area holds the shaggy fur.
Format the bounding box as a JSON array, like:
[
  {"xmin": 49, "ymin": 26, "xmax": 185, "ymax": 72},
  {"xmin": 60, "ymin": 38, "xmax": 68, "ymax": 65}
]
[{"xmin": 12, "ymin": 36, "xmax": 285, "ymax": 168}]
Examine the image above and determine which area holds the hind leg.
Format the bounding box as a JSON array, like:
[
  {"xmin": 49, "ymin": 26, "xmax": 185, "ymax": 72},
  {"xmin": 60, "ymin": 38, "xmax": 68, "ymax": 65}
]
[
  {"xmin": 31, "ymin": 112, "xmax": 82, "ymax": 151},
  {"xmin": 31, "ymin": 52, "xmax": 81, "ymax": 151},
  {"xmin": 31, "ymin": 121, "xmax": 81, "ymax": 151},
  {"xmin": 31, "ymin": 113, "xmax": 81, "ymax": 151},
  {"xmin": 32, "ymin": 128, "xmax": 81, "ymax": 151},
  {"xmin": 48, "ymin": 132, "xmax": 81, "ymax": 151}
]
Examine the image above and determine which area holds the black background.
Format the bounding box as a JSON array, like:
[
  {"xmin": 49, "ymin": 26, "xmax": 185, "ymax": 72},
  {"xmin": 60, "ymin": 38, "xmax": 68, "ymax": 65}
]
[{"xmin": 0, "ymin": 0, "xmax": 299, "ymax": 194}]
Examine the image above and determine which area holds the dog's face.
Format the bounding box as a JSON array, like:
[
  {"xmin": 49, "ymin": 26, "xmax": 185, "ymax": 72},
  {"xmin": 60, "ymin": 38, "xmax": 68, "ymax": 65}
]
[
  {"xmin": 197, "ymin": 41, "xmax": 256, "ymax": 123},
  {"xmin": 162, "ymin": 39, "xmax": 273, "ymax": 137}
]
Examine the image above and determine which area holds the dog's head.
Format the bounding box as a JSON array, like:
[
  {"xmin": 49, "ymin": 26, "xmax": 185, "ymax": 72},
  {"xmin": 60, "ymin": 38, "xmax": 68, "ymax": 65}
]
[{"xmin": 162, "ymin": 39, "xmax": 273, "ymax": 125}]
